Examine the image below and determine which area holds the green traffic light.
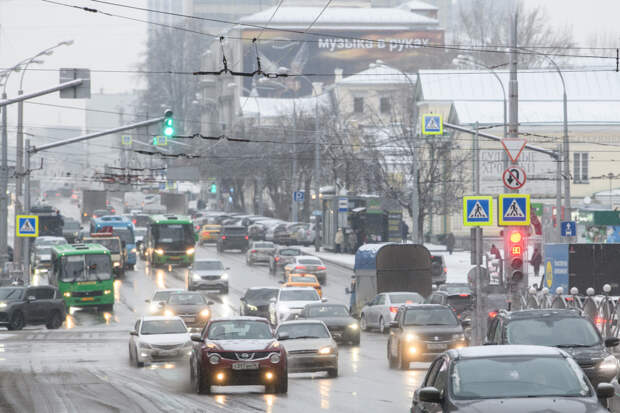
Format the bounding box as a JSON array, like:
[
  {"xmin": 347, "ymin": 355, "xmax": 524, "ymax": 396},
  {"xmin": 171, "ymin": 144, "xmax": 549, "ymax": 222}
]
[
  {"xmin": 163, "ymin": 116, "xmax": 174, "ymax": 137},
  {"xmin": 210, "ymin": 183, "xmax": 217, "ymax": 193}
]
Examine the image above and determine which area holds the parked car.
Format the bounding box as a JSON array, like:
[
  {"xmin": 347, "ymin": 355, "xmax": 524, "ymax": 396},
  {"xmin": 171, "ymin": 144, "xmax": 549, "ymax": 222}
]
[
  {"xmin": 188, "ymin": 259, "xmax": 229, "ymax": 293},
  {"xmin": 430, "ymin": 255, "xmax": 447, "ymax": 285},
  {"xmin": 272, "ymin": 224, "xmax": 295, "ymax": 246},
  {"xmin": 276, "ymin": 320, "xmax": 338, "ymax": 377},
  {"xmin": 240, "ymin": 287, "xmax": 280, "ymax": 318},
  {"xmin": 264, "ymin": 220, "xmax": 286, "ymax": 242},
  {"xmin": 217, "ymin": 225, "xmax": 249, "ymax": 253},
  {"xmin": 411, "ymin": 345, "xmax": 614, "ymax": 413},
  {"xmin": 269, "ymin": 286, "xmax": 324, "ymax": 326},
  {"xmin": 486, "ymin": 308, "xmax": 620, "ymax": 386},
  {"xmin": 248, "ymin": 223, "xmax": 267, "ymax": 240},
  {"xmin": 301, "ymin": 303, "xmax": 360, "ymax": 345},
  {"xmin": 62, "ymin": 219, "xmax": 81, "ymax": 244},
  {"xmin": 199, "ymin": 224, "xmax": 221, "ymax": 245},
  {"xmin": 387, "ymin": 304, "xmax": 466, "ymax": 369},
  {"xmin": 283, "ymin": 256, "xmax": 327, "ymax": 285},
  {"xmin": 0, "ymin": 285, "xmax": 66, "ymax": 330},
  {"xmin": 269, "ymin": 246, "xmax": 303, "ymax": 275},
  {"xmin": 128, "ymin": 315, "xmax": 191, "ymax": 367},
  {"xmin": 360, "ymin": 292, "xmax": 425, "ymax": 334},
  {"xmin": 189, "ymin": 317, "xmax": 288, "ymax": 394},
  {"xmin": 282, "ymin": 274, "xmax": 322, "ymax": 297},
  {"xmin": 294, "ymin": 223, "xmax": 315, "ymax": 246},
  {"xmin": 246, "ymin": 241, "xmax": 276, "ymax": 266},
  {"xmin": 162, "ymin": 292, "xmax": 214, "ymax": 329}
]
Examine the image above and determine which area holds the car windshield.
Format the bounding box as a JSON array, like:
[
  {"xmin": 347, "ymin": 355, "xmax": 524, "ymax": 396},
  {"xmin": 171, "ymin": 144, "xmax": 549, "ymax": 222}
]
[
  {"xmin": 208, "ymin": 320, "xmax": 272, "ymax": 340},
  {"xmin": 35, "ymin": 238, "xmax": 66, "ymax": 247},
  {"xmin": 389, "ymin": 293, "xmax": 424, "ymax": 304},
  {"xmin": 506, "ymin": 317, "xmax": 601, "ymax": 347},
  {"xmin": 307, "ymin": 305, "xmax": 349, "ymax": 318},
  {"xmin": 244, "ymin": 288, "xmax": 278, "ymax": 303},
  {"xmin": 439, "ymin": 284, "xmax": 472, "ymax": 295},
  {"xmin": 168, "ymin": 294, "xmax": 206, "ymax": 305},
  {"xmin": 298, "ymin": 258, "xmax": 322, "ymax": 265},
  {"xmin": 254, "ymin": 242, "xmax": 274, "ymax": 248},
  {"xmin": 35, "ymin": 246, "xmax": 53, "ymax": 256},
  {"xmin": 83, "ymin": 238, "xmax": 120, "ymax": 254},
  {"xmin": 0, "ymin": 288, "xmax": 23, "ymax": 300},
  {"xmin": 290, "ymin": 276, "xmax": 318, "ymax": 283},
  {"xmin": 279, "ymin": 249, "xmax": 301, "ymax": 257},
  {"xmin": 193, "ymin": 261, "xmax": 224, "ymax": 271},
  {"xmin": 280, "ymin": 289, "xmax": 320, "ymax": 301},
  {"xmin": 59, "ymin": 254, "xmax": 112, "ymax": 282},
  {"xmin": 152, "ymin": 291, "xmax": 183, "ymax": 302},
  {"xmin": 447, "ymin": 295, "xmax": 473, "ymax": 313},
  {"xmin": 451, "ymin": 356, "xmax": 590, "ymax": 399},
  {"xmin": 277, "ymin": 323, "xmax": 330, "ymax": 339},
  {"xmin": 141, "ymin": 319, "xmax": 187, "ymax": 335},
  {"xmin": 134, "ymin": 228, "xmax": 147, "ymax": 237},
  {"xmin": 64, "ymin": 222, "xmax": 80, "ymax": 230},
  {"xmin": 404, "ymin": 308, "xmax": 458, "ymax": 326}
]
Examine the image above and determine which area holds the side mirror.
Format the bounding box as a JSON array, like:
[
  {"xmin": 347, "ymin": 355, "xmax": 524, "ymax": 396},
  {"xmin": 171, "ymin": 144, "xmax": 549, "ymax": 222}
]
[
  {"xmin": 270, "ymin": 297, "xmax": 277, "ymax": 303},
  {"xmin": 129, "ymin": 330, "xmax": 138, "ymax": 336},
  {"xmin": 207, "ymin": 300, "xmax": 215, "ymax": 306},
  {"xmin": 144, "ymin": 299, "xmax": 151, "ymax": 303},
  {"xmin": 226, "ymin": 267, "xmax": 231, "ymax": 270},
  {"xmin": 27, "ymin": 295, "xmax": 36, "ymax": 302},
  {"xmin": 461, "ymin": 319, "xmax": 471, "ymax": 327},
  {"xmin": 277, "ymin": 332, "xmax": 290, "ymax": 341},
  {"xmin": 190, "ymin": 334, "xmax": 203, "ymax": 343},
  {"xmin": 389, "ymin": 321, "xmax": 399, "ymax": 329},
  {"xmin": 604, "ymin": 337, "xmax": 620, "ymax": 348},
  {"xmin": 417, "ymin": 387, "xmax": 442, "ymax": 404},
  {"xmin": 345, "ymin": 287, "xmax": 351, "ymax": 294},
  {"xmin": 596, "ymin": 383, "xmax": 615, "ymax": 399},
  {"xmin": 321, "ymin": 298, "xmax": 328, "ymax": 303}
]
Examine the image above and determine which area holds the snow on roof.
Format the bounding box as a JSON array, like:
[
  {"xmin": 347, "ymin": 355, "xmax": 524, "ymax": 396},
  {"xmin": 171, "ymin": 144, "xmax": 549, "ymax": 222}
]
[
  {"xmin": 338, "ymin": 63, "xmax": 417, "ymax": 86},
  {"xmin": 239, "ymin": 6, "xmax": 439, "ymax": 30},
  {"xmin": 239, "ymin": 94, "xmax": 331, "ymax": 118},
  {"xmin": 399, "ymin": 0, "xmax": 438, "ymax": 11}
]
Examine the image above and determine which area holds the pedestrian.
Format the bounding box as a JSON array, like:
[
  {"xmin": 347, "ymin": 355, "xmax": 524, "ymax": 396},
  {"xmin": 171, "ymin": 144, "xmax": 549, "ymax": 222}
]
[
  {"xmin": 446, "ymin": 232, "xmax": 455, "ymax": 255},
  {"xmin": 490, "ymin": 244, "xmax": 502, "ymax": 260},
  {"xmin": 531, "ymin": 247, "xmax": 542, "ymax": 277},
  {"xmin": 334, "ymin": 227, "xmax": 344, "ymax": 253},
  {"xmin": 400, "ymin": 220, "xmax": 409, "ymax": 243}
]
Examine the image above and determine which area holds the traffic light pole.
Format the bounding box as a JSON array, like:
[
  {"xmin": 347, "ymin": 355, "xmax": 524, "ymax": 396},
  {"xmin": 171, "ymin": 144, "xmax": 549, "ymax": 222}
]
[{"xmin": 472, "ymin": 122, "xmax": 485, "ymax": 345}]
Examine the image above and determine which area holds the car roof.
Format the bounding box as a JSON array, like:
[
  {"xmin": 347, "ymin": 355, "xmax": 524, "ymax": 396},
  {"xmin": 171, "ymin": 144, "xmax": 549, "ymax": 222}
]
[
  {"xmin": 194, "ymin": 258, "xmax": 222, "ymax": 263},
  {"xmin": 153, "ymin": 288, "xmax": 185, "ymax": 293},
  {"xmin": 210, "ymin": 316, "xmax": 270, "ymax": 323},
  {"xmin": 278, "ymin": 319, "xmax": 327, "ymax": 326},
  {"xmin": 403, "ymin": 304, "xmax": 451, "ymax": 310},
  {"xmin": 450, "ymin": 345, "xmax": 567, "ymax": 360},
  {"xmin": 279, "ymin": 286, "xmax": 317, "ymax": 291},
  {"xmin": 141, "ymin": 315, "xmax": 184, "ymax": 322},
  {"xmin": 499, "ymin": 308, "xmax": 582, "ymax": 320},
  {"xmin": 296, "ymin": 255, "xmax": 322, "ymax": 260},
  {"xmin": 246, "ymin": 286, "xmax": 279, "ymax": 290},
  {"xmin": 304, "ymin": 302, "xmax": 346, "ymax": 308}
]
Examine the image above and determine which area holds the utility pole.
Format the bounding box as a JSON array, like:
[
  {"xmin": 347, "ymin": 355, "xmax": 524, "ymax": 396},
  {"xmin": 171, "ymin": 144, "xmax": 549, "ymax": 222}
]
[
  {"xmin": 24, "ymin": 140, "xmax": 31, "ymax": 282},
  {"xmin": 0, "ymin": 91, "xmax": 8, "ymax": 266},
  {"xmin": 119, "ymin": 107, "xmax": 126, "ymax": 170},
  {"xmin": 472, "ymin": 122, "xmax": 484, "ymax": 345},
  {"xmin": 291, "ymin": 107, "xmax": 298, "ymax": 222},
  {"xmin": 14, "ymin": 88, "xmax": 25, "ymax": 268}
]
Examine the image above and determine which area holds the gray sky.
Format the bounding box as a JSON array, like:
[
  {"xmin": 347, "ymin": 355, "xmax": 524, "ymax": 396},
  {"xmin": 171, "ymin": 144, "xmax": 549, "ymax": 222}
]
[{"xmin": 1, "ymin": 0, "xmax": 619, "ymax": 131}]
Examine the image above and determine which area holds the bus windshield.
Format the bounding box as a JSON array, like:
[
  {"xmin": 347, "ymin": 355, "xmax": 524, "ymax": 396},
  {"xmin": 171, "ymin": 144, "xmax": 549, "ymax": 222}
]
[
  {"xmin": 111, "ymin": 227, "xmax": 134, "ymax": 244},
  {"xmin": 153, "ymin": 224, "xmax": 194, "ymax": 245},
  {"xmin": 59, "ymin": 254, "xmax": 112, "ymax": 282}
]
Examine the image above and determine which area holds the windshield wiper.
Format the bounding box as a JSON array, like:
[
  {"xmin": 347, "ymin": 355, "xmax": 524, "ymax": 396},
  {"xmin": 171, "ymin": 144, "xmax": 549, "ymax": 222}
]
[
  {"xmin": 290, "ymin": 335, "xmax": 321, "ymax": 339},
  {"xmin": 555, "ymin": 344, "xmax": 594, "ymax": 348}
]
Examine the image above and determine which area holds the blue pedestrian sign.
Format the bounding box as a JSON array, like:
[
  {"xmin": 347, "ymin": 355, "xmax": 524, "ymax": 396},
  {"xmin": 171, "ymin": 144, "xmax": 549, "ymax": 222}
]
[
  {"xmin": 422, "ymin": 114, "xmax": 443, "ymax": 135},
  {"xmin": 498, "ymin": 194, "xmax": 531, "ymax": 226},
  {"xmin": 462, "ymin": 196, "xmax": 493, "ymax": 226},
  {"xmin": 561, "ymin": 221, "xmax": 576, "ymax": 237},
  {"xmin": 16, "ymin": 215, "xmax": 38, "ymax": 237},
  {"xmin": 293, "ymin": 191, "xmax": 304, "ymax": 202}
]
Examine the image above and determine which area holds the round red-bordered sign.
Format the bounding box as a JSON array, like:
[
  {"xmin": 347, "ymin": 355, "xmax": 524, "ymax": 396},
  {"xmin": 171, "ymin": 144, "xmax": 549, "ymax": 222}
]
[{"xmin": 502, "ymin": 166, "xmax": 527, "ymax": 190}]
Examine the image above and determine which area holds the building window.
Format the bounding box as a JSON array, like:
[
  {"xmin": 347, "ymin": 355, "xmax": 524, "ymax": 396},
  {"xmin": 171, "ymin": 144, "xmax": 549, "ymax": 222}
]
[
  {"xmin": 573, "ymin": 152, "xmax": 589, "ymax": 183},
  {"xmin": 380, "ymin": 97, "xmax": 391, "ymax": 113},
  {"xmin": 353, "ymin": 97, "xmax": 364, "ymax": 113}
]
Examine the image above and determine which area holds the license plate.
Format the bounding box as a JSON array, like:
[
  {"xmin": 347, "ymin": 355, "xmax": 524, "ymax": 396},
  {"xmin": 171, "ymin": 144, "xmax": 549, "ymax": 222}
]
[
  {"xmin": 427, "ymin": 343, "xmax": 447, "ymax": 350},
  {"xmin": 232, "ymin": 362, "xmax": 259, "ymax": 370},
  {"xmin": 81, "ymin": 297, "xmax": 95, "ymax": 301},
  {"xmin": 169, "ymin": 256, "xmax": 181, "ymax": 260},
  {"xmin": 183, "ymin": 317, "xmax": 195, "ymax": 323},
  {"xmin": 157, "ymin": 350, "xmax": 178, "ymax": 357}
]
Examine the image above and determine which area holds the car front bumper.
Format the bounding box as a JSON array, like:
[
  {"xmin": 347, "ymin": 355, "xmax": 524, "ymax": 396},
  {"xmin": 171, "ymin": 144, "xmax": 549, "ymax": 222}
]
[
  {"xmin": 403, "ymin": 339, "xmax": 467, "ymax": 361},
  {"xmin": 137, "ymin": 345, "xmax": 192, "ymax": 363},
  {"xmin": 287, "ymin": 353, "xmax": 338, "ymax": 373},
  {"xmin": 204, "ymin": 356, "xmax": 284, "ymax": 386},
  {"xmin": 328, "ymin": 327, "xmax": 360, "ymax": 343},
  {"xmin": 190, "ymin": 278, "xmax": 228, "ymax": 291}
]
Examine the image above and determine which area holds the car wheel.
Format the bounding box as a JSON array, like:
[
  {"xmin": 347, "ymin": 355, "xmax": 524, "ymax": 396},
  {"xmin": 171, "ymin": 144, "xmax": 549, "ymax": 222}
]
[
  {"xmin": 129, "ymin": 344, "xmax": 134, "ymax": 365},
  {"xmin": 277, "ymin": 368, "xmax": 288, "ymax": 394},
  {"xmin": 379, "ymin": 317, "xmax": 388, "ymax": 334},
  {"xmin": 194, "ymin": 364, "xmax": 211, "ymax": 395},
  {"xmin": 269, "ymin": 264, "xmax": 274, "ymax": 275},
  {"xmin": 327, "ymin": 365, "xmax": 338, "ymax": 378},
  {"xmin": 135, "ymin": 349, "xmax": 144, "ymax": 368},
  {"xmin": 398, "ymin": 343, "xmax": 408, "ymax": 370},
  {"xmin": 8, "ymin": 311, "xmax": 24, "ymax": 331},
  {"xmin": 360, "ymin": 314, "xmax": 368, "ymax": 332},
  {"xmin": 221, "ymin": 287, "xmax": 229, "ymax": 294},
  {"xmin": 46, "ymin": 311, "xmax": 63, "ymax": 329},
  {"xmin": 387, "ymin": 341, "xmax": 396, "ymax": 369},
  {"xmin": 352, "ymin": 334, "xmax": 360, "ymax": 346}
]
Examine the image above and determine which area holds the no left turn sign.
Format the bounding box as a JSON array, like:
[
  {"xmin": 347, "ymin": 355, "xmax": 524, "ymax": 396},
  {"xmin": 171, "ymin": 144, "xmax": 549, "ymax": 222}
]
[{"xmin": 502, "ymin": 166, "xmax": 527, "ymax": 190}]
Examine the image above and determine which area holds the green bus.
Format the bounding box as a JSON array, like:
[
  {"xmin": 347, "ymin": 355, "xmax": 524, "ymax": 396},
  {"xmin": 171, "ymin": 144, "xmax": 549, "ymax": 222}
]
[
  {"xmin": 50, "ymin": 244, "xmax": 115, "ymax": 311},
  {"xmin": 145, "ymin": 215, "xmax": 197, "ymax": 268}
]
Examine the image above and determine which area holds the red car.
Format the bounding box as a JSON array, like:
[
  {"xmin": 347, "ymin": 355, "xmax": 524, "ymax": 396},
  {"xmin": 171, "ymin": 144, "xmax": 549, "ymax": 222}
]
[{"xmin": 190, "ymin": 317, "xmax": 288, "ymax": 394}]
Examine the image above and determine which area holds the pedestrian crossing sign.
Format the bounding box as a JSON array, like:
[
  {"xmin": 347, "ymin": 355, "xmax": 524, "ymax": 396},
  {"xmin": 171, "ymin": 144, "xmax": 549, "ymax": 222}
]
[
  {"xmin": 16, "ymin": 215, "xmax": 38, "ymax": 237},
  {"xmin": 463, "ymin": 196, "xmax": 493, "ymax": 226},
  {"xmin": 422, "ymin": 114, "xmax": 443, "ymax": 135},
  {"xmin": 498, "ymin": 194, "xmax": 531, "ymax": 226}
]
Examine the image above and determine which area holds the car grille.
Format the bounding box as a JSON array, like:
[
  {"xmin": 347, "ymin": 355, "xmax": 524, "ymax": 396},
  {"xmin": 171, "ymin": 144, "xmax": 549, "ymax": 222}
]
[
  {"xmin": 0, "ymin": 312, "xmax": 7, "ymax": 322},
  {"xmin": 288, "ymin": 349, "xmax": 317, "ymax": 355},
  {"xmin": 578, "ymin": 360, "xmax": 598, "ymax": 369},
  {"xmin": 328, "ymin": 326, "xmax": 346, "ymax": 333},
  {"xmin": 201, "ymin": 275, "xmax": 221, "ymax": 281},
  {"xmin": 72, "ymin": 290, "xmax": 103, "ymax": 298},
  {"xmin": 219, "ymin": 351, "xmax": 270, "ymax": 361},
  {"xmin": 152, "ymin": 344, "xmax": 182, "ymax": 350}
]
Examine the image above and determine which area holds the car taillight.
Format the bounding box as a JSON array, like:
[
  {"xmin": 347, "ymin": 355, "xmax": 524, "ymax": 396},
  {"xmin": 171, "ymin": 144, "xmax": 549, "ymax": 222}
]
[
  {"xmin": 488, "ymin": 311, "xmax": 498, "ymax": 318},
  {"xmin": 221, "ymin": 235, "xmax": 226, "ymax": 240},
  {"xmin": 317, "ymin": 266, "xmax": 326, "ymax": 270},
  {"xmin": 275, "ymin": 257, "xmax": 280, "ymax": 262},
  {"xmin": 132, "ymin": 219, "xmax": 136, "ymax": 225},
  {"xmin": 251, "ymin": 249, "xmax": 257, "ymax": 253},
  {"xmin": 245, "ymin": 236, "xmax": 249, "ymax": 240},
  {"xmin": 295, "ymin": 265, "xmax": 306, "ymax": 270},
  {"xmin": 459, "ymin": 294, "xmax": 469, "ymax": 297},
  {"xmin": 56, "ymin": 193, "xmax": 60, "ymax": 197},
  {"xmin": 389, "ymin": 306, "xmax": 399, "ymax": 313},
  {"xmin": 444, "ymin": 267, "xmax": 448, "ymax": 273}
]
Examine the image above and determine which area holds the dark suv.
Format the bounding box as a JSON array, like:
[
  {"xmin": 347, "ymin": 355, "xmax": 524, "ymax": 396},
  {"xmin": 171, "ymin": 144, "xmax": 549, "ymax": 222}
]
[
  {"xmin": 0, "ymin": 286, "xmax": 66, "ymax": 330},
  {"xmin": 217, "ymin": 226, "xmax": 249, "ymax": 253},
  {"xmin": 486, "ymin": 308, "xmax": 620, "ymax": 386},
  {"xmin": 427, "ymin": 290, "xmax": 473, "ymax": 319}
]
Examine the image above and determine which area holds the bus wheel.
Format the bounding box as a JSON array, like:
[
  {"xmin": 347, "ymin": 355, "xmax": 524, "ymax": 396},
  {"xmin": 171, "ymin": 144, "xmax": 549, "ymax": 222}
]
[{"xmin": 100, "ymin": 304, "xmax": 114, "ymax": 313}]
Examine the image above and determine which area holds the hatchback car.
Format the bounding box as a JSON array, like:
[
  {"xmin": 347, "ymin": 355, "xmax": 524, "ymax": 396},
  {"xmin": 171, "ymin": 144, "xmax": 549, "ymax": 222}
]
[
  {"xmin": 217, "ymin": 226, "xmax": 249, "ymax": 253},
  {"xmin": 388, "ymin": 304, "xmax": 466, "ymax": 369},
  {"xmin": 190, "ymin": 317, "xmax": 288, "ymax": 394},
  {"xmin": 411, "ymin": 345, "xmax": 614, "ymax": 413},
  {"xmin": 145, "ymin": 289, "xmax": 185, "ymax": 314},
  {"xmin": 283, "ymin": 256, "xmax": 327, "ymax": 285},
  {"xmin": 246, "ymin": 241, "xmax": 276, "ymax": 266},
  {"xmin": 188, "ymin": 259, "xmax": 229, "ymax": 293},
  {"xmin": 199, "ymin": 224, "xmax": 221, "ymax": 245},
  {"xmin": 301, "ymin": 303, "xmax": 360, "ymax": 345},
  {"xmin": 360, "ymin": 292, "xmax": 425, "ymax": 334},
  {"xmin": 486, "ymin": 308, "xmax": 620, "ymax": 386},
  {"xmin": 162, "ymin": 292, "xmax": 214, "ymax": 329},
  {"xmin": 427, "ymin": 289, "xmax": 473, "ymax": 319},
  {"xmin": 129, "ymin": 316, "xmax": 191, "ymax": 367},
  {"xmin": 269, "ymin": 246, "xmax": 303, "ymax": 275},
  {"xmin": 270, "ymin": 287, "xmax": 323, "ymax": 326},
  {"xmin": 276, "ymin": 320, "xmax": 338, "ymax": 377}
]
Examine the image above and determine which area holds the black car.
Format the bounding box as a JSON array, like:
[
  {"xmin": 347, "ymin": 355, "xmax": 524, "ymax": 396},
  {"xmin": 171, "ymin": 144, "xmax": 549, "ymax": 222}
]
[
  {"xmin": 486, "ymin": 308, "xmax": 620, "ymax": 386},
  {"xmin": 0, "ymin": 286, "xmax": 66, "ymax": 330},
  {"xmin": 269, "ymin": 246, "xmax": 303, "ymax": 275},
  {"xmin": 217, "ymin": 225, "xmax": 249, "ymax": 253},
  {"xmin": 427, "ymin": 289, "xmax": 473, "ymax": 319},
  {"xmin": 412, "ymin": 345, "xmax": 613, "ymax": 413},
  {"xmin": 387, "ymin": 304, "xmax": 466, "ymax": 369},
  {"xmin": 162, "ymin": 292, "xmax": 214, "ymax": 329},
  {"xmin": 239, "ymin": 287, "xmax": 279, "ymax": 319},
  {"xmin": 300, "ymin": 303, "xmax": 360, "ymax": 345}
]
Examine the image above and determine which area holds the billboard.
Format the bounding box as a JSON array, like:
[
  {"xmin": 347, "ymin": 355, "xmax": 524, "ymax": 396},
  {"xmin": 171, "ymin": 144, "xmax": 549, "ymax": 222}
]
[{"xmin": 242, "ymin": 29, "xmax": 445, "ymax": 96}]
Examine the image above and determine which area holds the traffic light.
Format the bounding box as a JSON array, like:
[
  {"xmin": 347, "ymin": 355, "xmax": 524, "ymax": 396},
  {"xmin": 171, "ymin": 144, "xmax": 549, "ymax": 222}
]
[
  {"xmin": 506, "ymin": 228, "xmax": 526, "ymax": 283},
  {"xmin": 162, "ymin": 109, "xmax": 174, "ymax": 138},
  {"xmin": 210, "ymin": 183, "xmax": 217, "ymax": 193}
]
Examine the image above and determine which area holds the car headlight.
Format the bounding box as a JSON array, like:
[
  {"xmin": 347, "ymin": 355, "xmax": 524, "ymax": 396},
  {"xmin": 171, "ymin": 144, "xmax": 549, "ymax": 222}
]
[
  {"xmin": 221, "ymin": 273, "xmax": 229, "ymax": 280},
  {"xmin": 164, "ymin": 309, "xmax": 174, "ymax": 317},
  {"xmin": 209, "ymin": 354, "xmax": 221, "ymax": 365},
  {"xmin": 318, "ymin": 346, "xmax": 334, "ymax": 355},
  {"xmin": 599, "ymin": 355, "xmax": 618, "ymax": 371},
  {"xmin": 154, "ymin": 248, "xmax": 164, "ymax": 255},
  {"xmin": 192, "ymin": 273, "xmax": 201, "ymax": 281},
  {"xmin": 104, "ymin": 290, "xmax": 112, "ymax": 295},
  {"xmin": 131, "ymin": 248, "xmax": 137, "ymax": 253},
  {"xmin": 186, "ymin": 247, "xmax": 195, "ymax": 255},
  {"xmin": 248, "ymin": 304, "xmax": 258, "ymax": 311},
  {"xmin": 113, "ymin": 262, "xmax": 120, "ymax": 267},
  {"xmin": 200, "ymin": 309, "xmax": 210, "ymax": 318},
  {"xmin": 405, "ymin": 333, "xmax": 418, "ymax": 342},
  {"xmin": 269, "ymin": 353, "xmax": 281, "ymax": 364},
  {"xmin": 452, "ymin": 333, "xmax": 465, "ymax": 341},
  {"xmin": 348, "ymin": 323, "xmax": 359, "ymax": 330},
  {"xmin": 149, "ymin": 303, "xmax": 160, "ymax": 313},
  {"xmin": 140, "ymin": 342, "xmax": 152, "ymax": 349},
  {"xmin": 0, "ymin": 302, "xmax": 6, "ymax": 308},
  {"xmin": 63, "ymin": 292, "xmax": 72, "ymax": 298},
  {"xmin": 34, "ymin": 268, "xmax": 48, "ymax": 275}
]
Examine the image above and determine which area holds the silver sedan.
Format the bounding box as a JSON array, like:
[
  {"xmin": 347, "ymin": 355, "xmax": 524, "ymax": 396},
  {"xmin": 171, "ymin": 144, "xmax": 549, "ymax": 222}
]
[{"xmin": 360, "ymin": 292, "xmax": 425, "ymax": 334}]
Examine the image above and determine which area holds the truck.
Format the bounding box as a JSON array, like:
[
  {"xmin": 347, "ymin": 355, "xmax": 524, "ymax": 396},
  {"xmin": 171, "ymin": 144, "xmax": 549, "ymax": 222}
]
[
  {"xmin": 347, "ymin": 243, "xmax": 432, "ymax": 317},
  {"xmin": 31, "ymin": 204, "xmax": 64, "ymax": 237},
  {"xmin": 123, "ymin": 191, "xmax": 145, "ymax": 213},
  {"xmin": 160, "ymin": 192, "xmax": 187, "ymax": 215},
  {"xmin": 81, "ymin": 190, "xmax": 107, "ymax": 223},
  {"xmin": 542, "ymin": 243, "xmax": 620, "ymax": 295}
]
